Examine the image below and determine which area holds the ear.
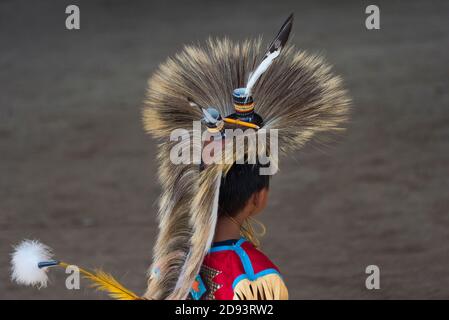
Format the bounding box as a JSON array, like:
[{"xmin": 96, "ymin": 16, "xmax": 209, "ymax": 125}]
[{"xmin": 251, "ymin": 188, "xmax": 269, "ymax": 215}]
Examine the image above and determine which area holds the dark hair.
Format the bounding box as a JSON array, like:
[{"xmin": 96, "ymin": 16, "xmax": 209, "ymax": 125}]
[{"xmin": 218, "ymin": 163, "xmax": 270, "ymax": 217}]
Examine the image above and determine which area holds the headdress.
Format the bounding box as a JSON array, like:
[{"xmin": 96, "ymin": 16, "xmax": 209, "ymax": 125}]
[{"xmin": 142, "ymin": 14, "xmax": 350, "ymax": 300}]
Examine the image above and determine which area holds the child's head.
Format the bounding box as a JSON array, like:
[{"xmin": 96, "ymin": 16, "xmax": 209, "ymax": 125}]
[{"xmin": 218, "ymin": 162, "xmax": 270, "ymax": 219}]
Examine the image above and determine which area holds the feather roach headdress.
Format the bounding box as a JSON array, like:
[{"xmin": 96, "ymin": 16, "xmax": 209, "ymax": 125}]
[{"xmin": 143, "ymin": 14, "xmax": 350, "ymax": 300}]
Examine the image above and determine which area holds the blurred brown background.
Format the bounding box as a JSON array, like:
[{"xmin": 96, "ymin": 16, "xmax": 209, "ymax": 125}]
[{"xmin": 1, "ymin": 0, "xmax": 448, "ymax": 299}]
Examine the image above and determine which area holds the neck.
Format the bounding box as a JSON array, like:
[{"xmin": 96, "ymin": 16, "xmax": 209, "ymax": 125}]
[{"xmin": 213, "ymin": 214, "xmax": 243, "ymax": 242}]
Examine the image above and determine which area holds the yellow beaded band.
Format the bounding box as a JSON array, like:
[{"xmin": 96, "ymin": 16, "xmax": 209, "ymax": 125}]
[
  {"xmin": 206, "ymin": 120, "xmax": 224, "ymax": 133},
  {"xmin": 234, "ymin": 102, "xmax": 255, "ymax": 113}
]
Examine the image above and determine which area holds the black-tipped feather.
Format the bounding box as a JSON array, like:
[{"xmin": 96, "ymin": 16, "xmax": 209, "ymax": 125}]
[{"xmin": 265, "ymin": 13, "xmax": 294, "ymax": 57}]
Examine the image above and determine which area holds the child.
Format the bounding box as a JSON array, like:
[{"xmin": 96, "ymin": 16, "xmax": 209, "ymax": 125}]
[{"xmin": 189, "ymin": 161, "xmax": 288, "ymax": 300}]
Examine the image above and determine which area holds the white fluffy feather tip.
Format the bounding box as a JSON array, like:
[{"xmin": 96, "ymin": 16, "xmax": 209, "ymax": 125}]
[{"xmin": 11, "ymin": 239, "xmax": 54, "ymax": 288}]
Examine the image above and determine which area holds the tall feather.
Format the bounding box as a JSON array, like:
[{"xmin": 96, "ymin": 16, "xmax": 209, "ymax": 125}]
[
  {"xmin": 245, "ymin": 50, "xmax": 280, "ymax": 97},
  {"xmin": 245, "ymin": 14, "xmax": 293, "ymax": 96}
]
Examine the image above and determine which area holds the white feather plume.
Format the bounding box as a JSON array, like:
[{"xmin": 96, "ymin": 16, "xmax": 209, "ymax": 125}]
[
  {"xmin": 245, "ymin": 49, "xmax": 280, "ymax": 96},
  {"xmin": 11, "ymin": 239, "xmax": 53, "ymax": 288}
]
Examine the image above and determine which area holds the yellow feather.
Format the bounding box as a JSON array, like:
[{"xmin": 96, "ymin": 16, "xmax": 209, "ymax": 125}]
[
  {"xmin": 59, "ymin": 262, "xmax": 140, "ymax": 300},
  {"xmin": 85, "ymin": 269, "xmax": 141, "ymax": 300}
]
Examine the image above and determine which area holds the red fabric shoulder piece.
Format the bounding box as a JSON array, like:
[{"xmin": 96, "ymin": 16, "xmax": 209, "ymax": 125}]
[
  {"xmin": 198, "ymin": 238, "xmax": 282, "ymax": 300},
  {"xmin": 240, "ymin": 241, "xmax": 280, "ymax": 275}
]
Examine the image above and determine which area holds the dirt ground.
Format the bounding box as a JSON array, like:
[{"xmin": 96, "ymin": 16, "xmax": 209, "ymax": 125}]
[{"xmin": 1, "ymin": 0, "xmax": 448, "ymax": 299}]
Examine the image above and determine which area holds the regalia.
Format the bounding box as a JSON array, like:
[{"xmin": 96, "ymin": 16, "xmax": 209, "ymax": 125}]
[{"xmin": 11, "ymin": 14, "xmax": 350, "ymax": 300}]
